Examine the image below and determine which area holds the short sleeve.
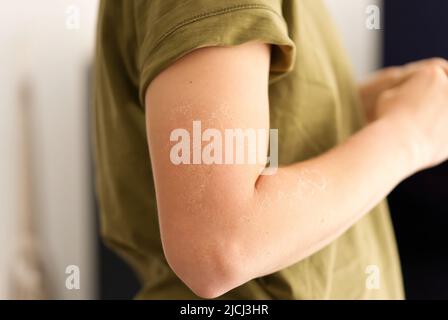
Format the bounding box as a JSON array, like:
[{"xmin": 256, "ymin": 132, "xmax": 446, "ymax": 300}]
[{"xmin": 135, "ymin": 0, "xmax": 296, "ymax": 106}]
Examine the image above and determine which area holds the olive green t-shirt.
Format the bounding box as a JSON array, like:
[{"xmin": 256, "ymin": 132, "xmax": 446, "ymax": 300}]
[{"xmin": 94, "ymin": 0, "xmax": 404, "ymax": 299}]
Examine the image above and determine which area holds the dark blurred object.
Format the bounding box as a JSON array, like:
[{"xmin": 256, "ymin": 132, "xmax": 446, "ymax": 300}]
[
  {"xmin": 384, "ymin": 0, "xmax": 448, "ymax": 300},
  {"xmin": 97, "ymin": 238, "xmax": 140, "ymax": 299}
]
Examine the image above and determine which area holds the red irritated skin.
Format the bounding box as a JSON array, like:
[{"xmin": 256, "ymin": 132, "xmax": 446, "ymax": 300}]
[{"xmin": 145, "ymin": 42, "xmax": 448, "ymax": 298}]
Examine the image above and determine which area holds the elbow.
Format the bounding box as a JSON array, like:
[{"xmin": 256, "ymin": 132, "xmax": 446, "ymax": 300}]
[
  {"xmin": 162, "ymin": 234, "xmax": 247, "ymax": 299},
  {"xmin": 185, "ymin": 272, "xmax": 237, "ymax": 300}
]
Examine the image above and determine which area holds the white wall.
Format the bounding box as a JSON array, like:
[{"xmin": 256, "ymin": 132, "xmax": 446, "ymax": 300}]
[
  {"xmin": 0, "ymin": 0, "xmax": 99, "ymax": 299},
  {"xmin": 325, "ymin": 0, "xmax": 383, "ymax": 79}
]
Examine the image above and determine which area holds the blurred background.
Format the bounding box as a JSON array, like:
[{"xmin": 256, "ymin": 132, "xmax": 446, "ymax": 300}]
[{"xmin": 0, "ymin": 0, "xmax": 446, "ymax": 299}]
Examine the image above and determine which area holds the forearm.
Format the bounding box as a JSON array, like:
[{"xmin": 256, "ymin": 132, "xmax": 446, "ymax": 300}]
[{"xmin": 245, "ymin": 117, "xmax": 414, "ymax": 278}]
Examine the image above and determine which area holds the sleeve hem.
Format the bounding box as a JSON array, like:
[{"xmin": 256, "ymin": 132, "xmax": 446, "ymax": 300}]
[
  {"xmin": 139, "ymin": 5, "xmax": 296, "ymax": 107},
  {"xmin": 153, "ymin": 4, "xmax": 284, "ymax": 52}
]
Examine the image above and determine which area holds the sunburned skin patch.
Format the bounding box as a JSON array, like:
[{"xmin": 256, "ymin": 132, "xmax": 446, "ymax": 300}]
[
  {"xmin": 254, "ymin": 168, "xmax": 328, "ymax": 214},
  {"xmin": 295, "ymin": 168, "xmax": 328, "ymax": 196},
  {"xmin": 270, "ymin": 168, "xmax": 328, "ymax": 198},
  {"xmin": 169, "ymin": 103, "xmax": 193, "ymax": 122},
  {"xmin": 170, "ymin": 101, "xmax": 234, "ymax": 123},
  {"xmin": 177, "ymin": 164, "xmax": 211, "ymax": 213}
]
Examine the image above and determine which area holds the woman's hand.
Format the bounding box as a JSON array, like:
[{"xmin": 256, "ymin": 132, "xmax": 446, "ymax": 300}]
[{"xmin": 359, "ymin": 58, "xmax": 448, "ymax": 122}]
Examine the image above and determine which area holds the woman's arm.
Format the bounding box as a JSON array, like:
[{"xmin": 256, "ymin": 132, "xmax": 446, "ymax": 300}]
[{"xmin": 145, "ymin": 42, "xmax": 448, "ymax": 298}]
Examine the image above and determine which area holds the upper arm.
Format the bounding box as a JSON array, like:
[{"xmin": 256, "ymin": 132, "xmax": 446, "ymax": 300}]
[{"xmin": 144, "ymin": 42, "xmax": 271, "ymax": 297}]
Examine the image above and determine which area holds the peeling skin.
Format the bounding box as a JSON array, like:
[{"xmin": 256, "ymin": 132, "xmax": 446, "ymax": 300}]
[
  {"xmin": 295, "ymin": 168, "xmax": 328, "ymax": 196},
  {"xmin": 165, "ymin": 102, "xmax": 330, "ymax": 250},
  {"xmin": 256, "ymin": 167, "xmax": 328, "ymax": 204},
  {"xmin": 176, "ymin": 164, "xmax": 212, "ymax": 215},
  {"xmin": 169, "ymin": 103, "xmax": 193, "ymax": 122},
  {"xmin": 170, "ymin": 101, "xmax": 234, "ymax": 124},
  {"xmin": 145, "ymin": 43, "xmax": 415, "ymax": 296}
]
